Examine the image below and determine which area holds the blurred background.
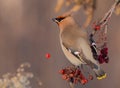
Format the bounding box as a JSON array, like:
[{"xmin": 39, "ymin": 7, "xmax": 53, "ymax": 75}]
[{"xmin": 0, "ymin": 0, "xmax": 120, "ymax": 88}]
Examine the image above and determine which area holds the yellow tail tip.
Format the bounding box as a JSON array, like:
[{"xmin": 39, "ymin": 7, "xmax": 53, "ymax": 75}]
[{"xmin": 97, "ymin": 73, "xmax": 107, "ymax": 80}]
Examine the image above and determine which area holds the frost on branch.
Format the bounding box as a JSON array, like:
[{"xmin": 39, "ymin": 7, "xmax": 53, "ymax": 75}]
[{"xmin": 0, "ymin": 63, "xmax": 34, "ymax": 88}]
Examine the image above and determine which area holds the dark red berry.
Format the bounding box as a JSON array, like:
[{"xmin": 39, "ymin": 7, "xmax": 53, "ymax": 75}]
[{"xmin": 98, "ymin": 55, "xmax": 105, "ymax": 64}]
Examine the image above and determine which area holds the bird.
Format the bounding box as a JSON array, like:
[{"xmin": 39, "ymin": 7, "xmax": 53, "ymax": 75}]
[{"xmin": 52, "ymin": 13, "xmax": 106, "ymax": 80}]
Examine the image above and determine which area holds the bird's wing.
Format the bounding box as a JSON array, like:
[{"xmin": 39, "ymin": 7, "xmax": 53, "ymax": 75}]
[
  {"xmin": 89, "ymin": 34, "xmax": 99, "ymax": 60},
  {"xmin": 90, "ymin": 43, "xmax": 98, "ymax": 60},
  {"xmin": 62, "ymin": 43, "xmax": 87, "ymax": 64},
  {"xmin": 62, "ymin": 42, "xmax": 98, "ymax": 68}
]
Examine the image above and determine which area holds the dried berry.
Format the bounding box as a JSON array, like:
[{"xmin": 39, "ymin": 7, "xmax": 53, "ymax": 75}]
[
  {"xmin": 98, "ymin": 47, "xmax": 109, "ymax": 64},
  {"xmin": 98, "ymin": 55, "xmax": 105, "ymax": 64},
  {"xmin": 100, "ymin": 48, "xmax": 108, "ymax": 55}
]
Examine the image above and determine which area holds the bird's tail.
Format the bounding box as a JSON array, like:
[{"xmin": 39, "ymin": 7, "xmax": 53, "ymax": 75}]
[
  {"xmin": 93, "ymin": 66, "xmax": 106, "ymax": 80},
  {"xmin": 84, "ymin": 59, "xmax": 106, "ymax": 80},
  {"xmin": 80, "ymin": 39, "xmax": 107, "ymax": 80}
]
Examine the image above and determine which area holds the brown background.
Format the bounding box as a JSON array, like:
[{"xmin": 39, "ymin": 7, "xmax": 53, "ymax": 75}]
[{"xmin": 0, "ymin": 0, "xmax": 120, "ymax": 88}]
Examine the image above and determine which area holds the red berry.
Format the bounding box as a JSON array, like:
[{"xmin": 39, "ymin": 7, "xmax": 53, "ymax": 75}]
[
  {"xmin": 81, "ymin": 79, "xmax": 87, "ymax": 85},
  {"xmin": 84, "ymin": 79, "xmax": 88, "ymax": 83},
  {"xmin": 69, "ymin": 73, "xmax": 74, "ymax": 77},
  {"xmin": 95, "ymin": 25, "xmax": 101, "ymax": 30},
  {"xmin": 45, "ymin": 53, "xmax": 51, "ymax": 59},
  {"xmin": 59, "ymin": 69, "xmax": 65, "ymax": 74},
  {"xmin": 62, "ymin": 74, "xmax": 68, "ymax": 80}
]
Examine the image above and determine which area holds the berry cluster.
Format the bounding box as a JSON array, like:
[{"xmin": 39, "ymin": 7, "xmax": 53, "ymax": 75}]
[
  {"xmin": 59, "ymin": 67, "xmax": 93, "ymax": 85},
  {"xmin": 98, "ymin": 47, "xmax": 109, "ymax": 64}
]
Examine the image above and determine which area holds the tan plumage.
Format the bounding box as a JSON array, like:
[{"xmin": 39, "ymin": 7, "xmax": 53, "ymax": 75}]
[{"xmin": 53, "ymin": 13, "xmax": 106, "ymax": 80}]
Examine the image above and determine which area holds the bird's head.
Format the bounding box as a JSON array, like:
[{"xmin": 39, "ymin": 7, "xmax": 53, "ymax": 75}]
[{"xmin": 52, "ymin": 12, "xmax": 76, "ymax": 30}]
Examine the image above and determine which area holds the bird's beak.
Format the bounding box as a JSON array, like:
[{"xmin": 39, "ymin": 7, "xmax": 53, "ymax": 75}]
[{"xmin": 52, "ymin": 18, "xmax": 58, "ymax": 23}]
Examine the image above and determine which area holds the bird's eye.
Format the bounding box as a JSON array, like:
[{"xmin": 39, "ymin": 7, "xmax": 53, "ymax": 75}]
[{"xmin": 56, "ymin": 17, "xmax": 65, "ymax": 22}]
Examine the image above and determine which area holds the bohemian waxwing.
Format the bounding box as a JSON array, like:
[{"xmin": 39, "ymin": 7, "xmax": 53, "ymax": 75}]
[{"xmin": 52, "ymin": 13, "xmax": 106, "ymax": 80}]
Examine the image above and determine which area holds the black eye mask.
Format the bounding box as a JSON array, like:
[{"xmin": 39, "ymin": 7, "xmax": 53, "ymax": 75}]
[{"xmin": 55, "ymin": 17, "xmax": 66, "ymax": 22}]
